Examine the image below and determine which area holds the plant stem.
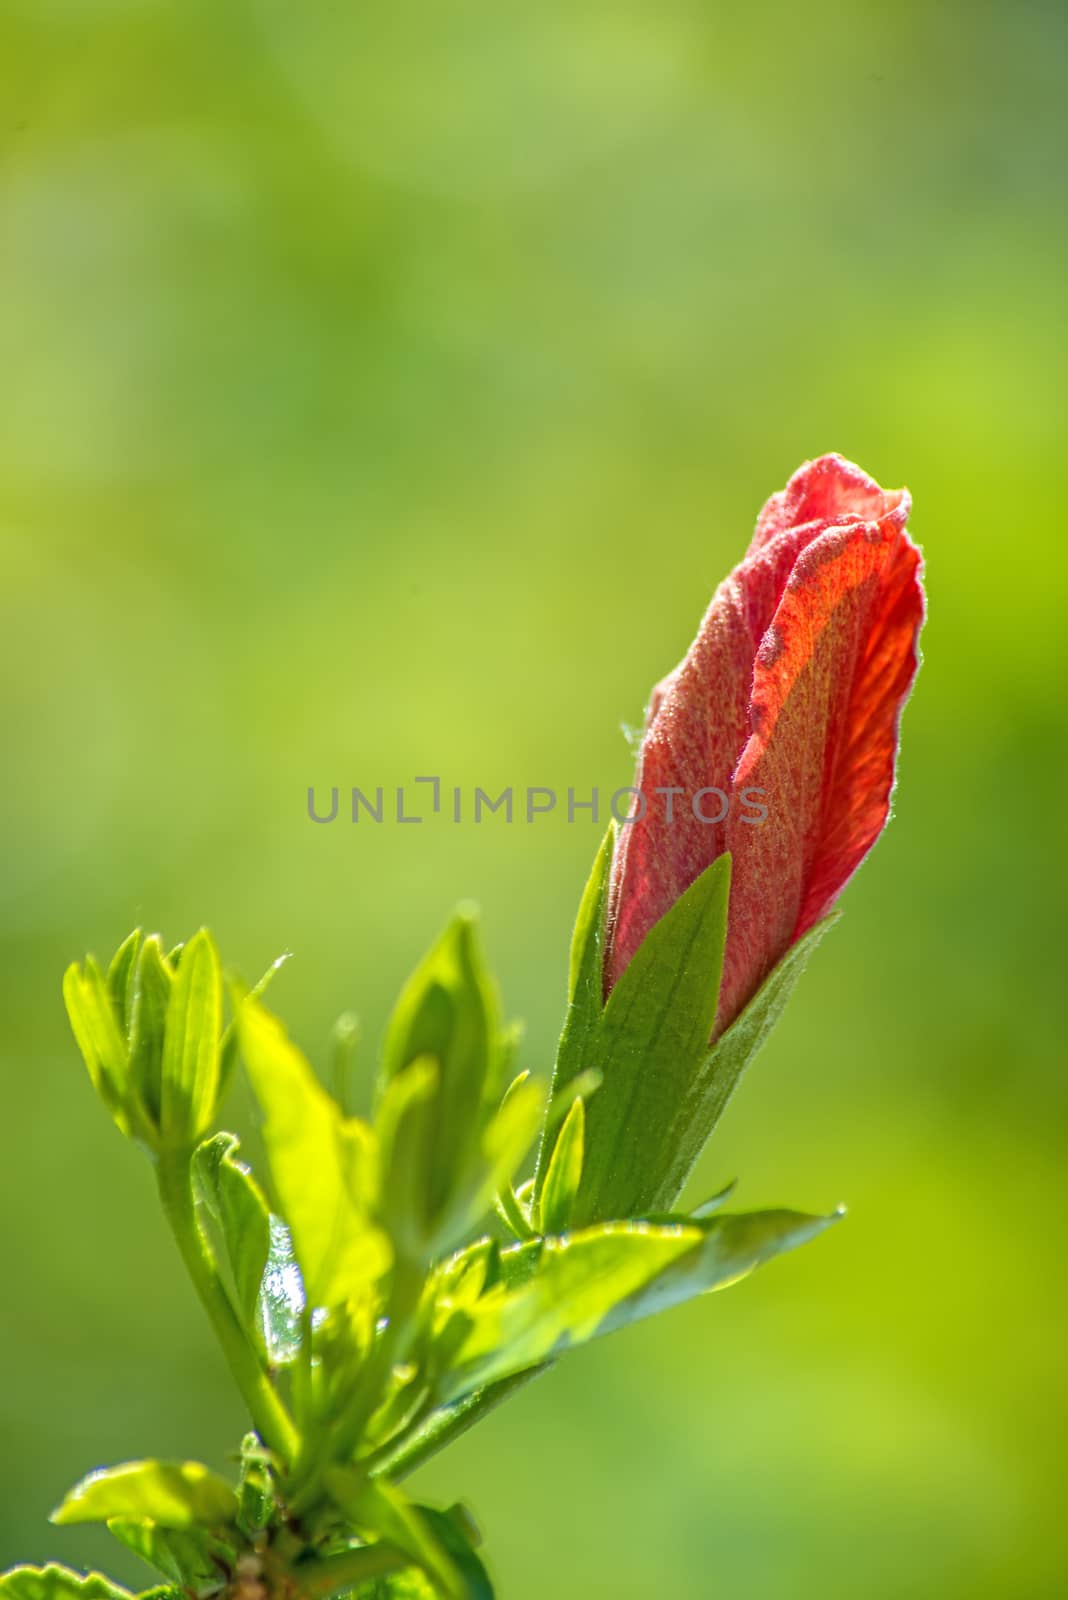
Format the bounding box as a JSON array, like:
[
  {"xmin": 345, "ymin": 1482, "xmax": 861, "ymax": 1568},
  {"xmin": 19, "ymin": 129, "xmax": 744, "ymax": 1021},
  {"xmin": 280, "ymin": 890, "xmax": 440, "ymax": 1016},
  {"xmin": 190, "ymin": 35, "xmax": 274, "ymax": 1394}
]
[
  {"xmin": 287, "ymin": 1257, "xmax": 423, "ymax": 1518},
  {"xmin": 292, "ymin": 1542, "xmax": 408, "ymax": 1599},
  {"xmin": 156, "ymin": 1146, "xmax": 300, "ymax": 1466}
]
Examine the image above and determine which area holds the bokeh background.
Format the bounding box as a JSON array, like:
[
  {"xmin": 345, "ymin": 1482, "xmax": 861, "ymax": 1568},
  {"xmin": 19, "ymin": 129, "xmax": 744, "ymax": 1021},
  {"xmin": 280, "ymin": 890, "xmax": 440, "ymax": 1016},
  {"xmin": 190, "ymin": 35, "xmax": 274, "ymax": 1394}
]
[{"xmin": 2, "ymin": 3, "xmax": 1066, "ymax": 1596}]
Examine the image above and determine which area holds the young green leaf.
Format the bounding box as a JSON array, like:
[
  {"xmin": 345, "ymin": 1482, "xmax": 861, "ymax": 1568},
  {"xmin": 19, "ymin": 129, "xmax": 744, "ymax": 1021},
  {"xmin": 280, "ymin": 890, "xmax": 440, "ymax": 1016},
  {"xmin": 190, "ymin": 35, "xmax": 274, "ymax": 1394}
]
[
  {"xmin": 161, "ymin": 929, "xmax": 223, "ymax": 1145},
  {"xmin": 436, "ymin": 1207, "xmax": 836, "ymax": 1402},
  {"xmin": 51, "ymin": 1460, "xmax": 237, "ymax": 1530},
  {"xmin": 63, "ymin": 958, "xmax": 135, "ymax": 1137},
  {"xmin": 238, "ymin": 996, "xmax": 391, "ymax": 1311},
  {"xmin": 538, "ymin": 1097, "xmax": 585, "ymax": 1236},
  {"xmin": 0, "ymin": 1571, "xmax": 134, "ymax": 1600},
  {"xmin": 127, "ymin": 936, "xmax": 173, "ymax": 1126},
  {"xmin": 191, "ymin": 1133, "xmax": 271, "ymax": 1341},
  {"xmin": 106, "ymin": 1520, "xmax": 226, "ymax": 1587},
  {"xmin": 534, "ymin": 825, "xmax": 614, "ymax": 1189},
  {"xmin": 259, "ymin": 1216, "xmax": 305, "ymax": 1366},
  {"xmin": 572, "ymin": 854, "xmax": 732, "ymax": 1223},
  {"xmin": 377, "ymin": 1056, "xmax": 441, "ymax": 1258},
  {"xmin": 106, "ymin": 930, "xmax": 143, "ymax": 1038},
  {"xmin": 379, "ymin": 911, "xmax": 500, "ymax": 1219}
]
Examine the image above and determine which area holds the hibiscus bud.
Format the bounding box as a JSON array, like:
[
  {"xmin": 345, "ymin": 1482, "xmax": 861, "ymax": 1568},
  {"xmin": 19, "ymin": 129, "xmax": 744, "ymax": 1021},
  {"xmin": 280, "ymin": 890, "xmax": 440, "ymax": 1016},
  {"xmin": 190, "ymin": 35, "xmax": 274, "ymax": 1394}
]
[{"xmin": 606, "ymin": 453, "xmax": 925, "ymax": 1039}]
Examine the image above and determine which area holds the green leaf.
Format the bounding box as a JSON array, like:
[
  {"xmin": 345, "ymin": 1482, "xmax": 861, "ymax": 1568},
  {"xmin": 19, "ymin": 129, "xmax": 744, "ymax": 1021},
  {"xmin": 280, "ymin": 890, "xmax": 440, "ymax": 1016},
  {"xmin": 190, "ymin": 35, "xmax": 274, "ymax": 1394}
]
[
  {"xmin": 63, "ymin": 959, "xmax": 128, "ymax": 1124},
  {"xmin": 572, "ymin": 854, "xmax": 732, "ymax": 1223},
  {"xmin": 107, "ymin": 930, "xmax": 143, "ymax": 1038},
  {"xmin": 534, "ymin": 826, "xmax": 613, "ymax": 1189},
  {"xmin": 537, "ymin": 1098, "xmax": 584, "ymax": 1235},
  {"xmin": 127, "ymin": 937, "xmax": 173, "ymax": 1126},
  {"xmin": 379, "ymin": 912, "xmax": 500, "ymax": 1219},
  {"xmin": 377, "ymin": 1056, "xmax": 440, "ymax": 1257},
  {"xmin": 239, "ymin": 996, "xmax": 391, "ymax": 1310},
  {"xmin": 0, "ymin": 1571, "xmax": 134, "ymax": 1600},
  {"xmin": 436, "ymin": 1207, "xmax": 836, "ymax": 1402},
  {"xmin": 259, "ymin": 1215, "xmax": 305, "ymax": 1365},
  {"xmin": 324, "ymin": 1475, "xmax": 468, "ymax": 1600},
  {"xmin": 192, "ymin": 1133, "xmax": 271, "ymax": 1339},
  {"xmin": 106, "ymin": 1521, "xmax": 225, "ymax": 1587},
  {"xmin": 51, "ymin": 1461, "xmax": 237, "ymax": 1530},
  {"xmin": 161, "ymin": 929, "xmax": 223, "ymax": 1144},
  {"xmin": 461, "ymin": 1075, "xmax": 546, "ymax": 1235}
]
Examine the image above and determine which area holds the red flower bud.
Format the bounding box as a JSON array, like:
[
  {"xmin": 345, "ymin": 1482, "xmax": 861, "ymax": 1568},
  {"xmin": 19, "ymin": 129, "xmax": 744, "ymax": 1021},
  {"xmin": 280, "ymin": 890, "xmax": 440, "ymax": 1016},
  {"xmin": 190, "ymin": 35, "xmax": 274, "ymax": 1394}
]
[{"xmin": 605, "ymin": 454, "xmax": 925, "ymax": 1038}]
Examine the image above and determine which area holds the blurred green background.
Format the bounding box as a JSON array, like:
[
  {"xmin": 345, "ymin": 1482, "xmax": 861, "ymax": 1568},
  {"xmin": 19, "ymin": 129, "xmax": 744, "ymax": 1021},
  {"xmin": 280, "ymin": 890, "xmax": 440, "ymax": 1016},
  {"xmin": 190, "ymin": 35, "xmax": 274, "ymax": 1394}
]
[{"xmin": 2, "ymin": 2, "xmax": 1066, "ymax": 1595}]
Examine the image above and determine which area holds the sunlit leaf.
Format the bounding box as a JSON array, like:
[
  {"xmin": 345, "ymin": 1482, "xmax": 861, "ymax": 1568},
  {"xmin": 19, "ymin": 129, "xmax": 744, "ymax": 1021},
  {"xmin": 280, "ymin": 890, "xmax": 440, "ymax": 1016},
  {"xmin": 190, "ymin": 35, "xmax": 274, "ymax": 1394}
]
[
  {"xmin": 259, "ymin": 1215, "xmax": 305, "ymax": 1366},
  {"xmin": 437, "ymin": 1208, "xmax": 837, "ymax": 1401},
  {"xmin": 63, "ymin": 958, "xmax": 135, "ymax": 1137},
  {"xmin": 379, "ymin": 912, "xmax": 500, "ymax": 1218},
  {"xmin": 161, "ymin": 929, "xmax": 223, "ymax": 1144},
  {"xmin": 51, "ymin": 1460, "xmax": 237, "ymax": 1530},
  {"xmin": 0, "ymin": 1571, "xmax": 134, "ymax": 1600},
  {"xmin": 106, "ymin": 930, "xmax": 142, "ymax": 1038},
  {"xmin": 127, "ymin": 937, "xmax": 172, "ymax": 1125},
  {"xmin": 239, "ymin": 996, "xmax": 391, "ymax": 1310},
  {"xmin": 192, "ymin": 1133, "xmax": 271, "ymax": 1340}
]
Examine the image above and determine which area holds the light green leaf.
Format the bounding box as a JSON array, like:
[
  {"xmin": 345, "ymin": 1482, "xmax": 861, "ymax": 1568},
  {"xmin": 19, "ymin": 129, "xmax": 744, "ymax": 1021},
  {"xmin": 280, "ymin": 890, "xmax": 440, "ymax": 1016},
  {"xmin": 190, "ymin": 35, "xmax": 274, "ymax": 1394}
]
[
  {"xmin": 572, "ymin": 854, "xmax": 732, "ymax": 1223},
  {"xmin": 259, "ymin": 1215, "xmax": 305, "ymax": 1366},
  {"xmin": 192, "ymin": 1133, "xmax": 271, "ymax": 1338},
  {"xmin": 0, "ymin": 1570, "xmax": 134, "ymax": 1600},
  {"xmin": 106, "ymin": 930, "xmax": 143, "ymax": 1038},
  {"xmin": 379, "ymin": 912, "xmax": 500, "ymax": 1219},
  {"xmin": 161, "ymin": 929, "xmax": 223, "ymax": 1144},
  {"xmin": 377, "ymin": 1056, "xmax": 441, "ymax": 1256},
  {"xmin": 239, "ymin": 996, "xmax": 391, "ymax": 1310},
  {"xmin": 106, "ymin": 1520, "xmax": 225, "ymax": 1587},
  {"xmin": 127, "ymin": 937, "xmax": 173, "ymax": 1126},
  {"xmin": 51, "ymin": 1460, "xmax": 237, "ymax": 1530},
  {"xmin": 538, "ymin": 1098, "xmax": 584, "ymax": 1235},
  {"xmin": 437, "ymin": 1207, "xmax": 836, "ymax": 1401},
  {"xmin": 461, "ymin": 1075, "xmax": 546, "ymax": 1233},
  {"xmin": 63, "ymin": 958, "xmax": 140, "ymax": 1140},
  {"xmin": 533, "ymin": 825, "xmax": 614, "ymax": 1187}
]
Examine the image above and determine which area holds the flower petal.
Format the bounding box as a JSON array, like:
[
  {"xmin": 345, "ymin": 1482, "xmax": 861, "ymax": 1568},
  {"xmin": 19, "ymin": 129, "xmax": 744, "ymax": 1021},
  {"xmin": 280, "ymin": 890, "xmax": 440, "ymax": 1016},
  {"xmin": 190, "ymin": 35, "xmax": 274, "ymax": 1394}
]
[{"xmin": 720, "ymin": 510, "xmax": 923, "ymax": 1031}]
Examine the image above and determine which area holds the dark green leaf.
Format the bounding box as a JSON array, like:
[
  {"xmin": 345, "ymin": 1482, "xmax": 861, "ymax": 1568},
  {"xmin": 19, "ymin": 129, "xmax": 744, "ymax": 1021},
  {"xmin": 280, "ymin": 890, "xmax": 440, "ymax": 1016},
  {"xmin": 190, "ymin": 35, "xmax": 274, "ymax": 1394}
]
[
  {"xmin": 192, "ymin": 1133, "xmax": 271, "ymax": 1339},
  {"xmin": 161, "ymin": 929, "xmax": 223, "ymax": 1144},
  {"xmin": 573, "ymin": 854, "xmax": 732, "ymax": 1222},
  {"xmin": 51, "ymin": 1461, "xmax": 237, "ymax": 1530}
]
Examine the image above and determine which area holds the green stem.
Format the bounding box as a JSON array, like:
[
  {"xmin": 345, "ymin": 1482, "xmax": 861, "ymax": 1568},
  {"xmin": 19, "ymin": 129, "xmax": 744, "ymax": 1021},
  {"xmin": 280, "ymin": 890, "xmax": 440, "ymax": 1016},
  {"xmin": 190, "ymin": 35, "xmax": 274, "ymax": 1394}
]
[
  {"xmin": 287, "ymin": 1258, "xmax": 424, "ymax": 1518},
  {"xmin": 292, "ymin": 1542, "xmax": 408, "ymax": 1599},
  {"xmin": 156, "ymin": 1146, "xmax": 299, "ymax": 1466}
]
